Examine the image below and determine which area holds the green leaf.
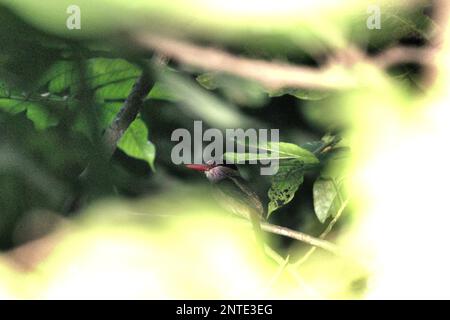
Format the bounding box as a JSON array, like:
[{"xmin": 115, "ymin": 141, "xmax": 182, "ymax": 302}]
[
  {"xmin": 95, "ymin": 78, "xmax": 136, "ymax": 100},
  {"xmin": 0, "ymin": 83, "xmax": 59, "ymax": 130},
  {"xmin": 88, "ymin": 59, "xmax": 137, "ymax": 80},
  {"xmin": 42, "ymin": 58, "xmax": 141, "ymax": 100},
  {"xmin": 88, "ymin": 59, "xmax": 140, "ymax": 92},
  {"xmin": 71, "ymin": 102, "xmax": 122, "ymax": 138},
  {"xmin": 312, "ymin": 135, "xmax": 349, "ymax": 223},
  {"xmin": 196, "ymin": 73, "xmax": 219, "ymax": 90},
  {"xmin": 224, "ymin": 142, "xmax": 319, "ymax": 164},
  {"xmin": 223, "ymin": 141, "xmax": 317, "ymax": 217},
  {"xmin": 268, "ymin": 163, "xmax": 304, "ymax": 217},
  {"xmin": 41, "ymin": 61, "xmax": 75, "ymax": 93},
  {"xmin": 313, "ymin": 178, "xmax": 339, "ymax": 223},
  {"xmin": 274, "ymin": 142, "xmax": 319, "ymax": 163},
  {"xmin": 0, "ymin": 97, "xmax": 29, "ymax": 114},
  {"xmin": 269, "ymin": 88, "xmax": 329, "ymax": 101},
  {"xmin": 117, "ymin": 118, "xmax": 156, "ymax": 171},
  {"xmin": 26, "ymin": 103, "xmax": 58, "ymax": 130}
]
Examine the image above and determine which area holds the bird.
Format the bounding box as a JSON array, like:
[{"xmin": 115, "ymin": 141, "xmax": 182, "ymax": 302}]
[{"xmin": 185, "ymin": 160, "xmax": 265, "ymax": 244}]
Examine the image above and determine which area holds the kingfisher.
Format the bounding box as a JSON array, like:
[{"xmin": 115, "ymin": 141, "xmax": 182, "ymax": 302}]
[{"xmin": 185, "ymin": 160, "xmax": 265, "ymax": 243}]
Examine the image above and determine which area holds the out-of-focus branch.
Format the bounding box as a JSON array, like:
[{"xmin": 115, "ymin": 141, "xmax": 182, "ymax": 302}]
[
  {"xmin": 371, "ymin": 46, "xmax": 439, "ymax": 69},
  {"xmin": 294, "ymin": 197, "xmax": 350, "ymax": 267},
  {"xmin": 135, "ymin": 34, "xmax": 438, "ymax": 91},
  {"xmin": 135, "ymin": 34, "xmax": 358, "ymax": 90},
  {"xmin": 422, "ymin": 0, "xmax": 450, "ymax": 86}
]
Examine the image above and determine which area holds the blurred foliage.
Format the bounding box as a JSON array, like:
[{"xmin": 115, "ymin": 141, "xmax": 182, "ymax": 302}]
[
  {"xmin": 0, "ymin": 0, "xmax": 436, "ymax": 298},
  {"xmin": 0, "ymin": 193, "xmax": 368, "ymax": 299}
]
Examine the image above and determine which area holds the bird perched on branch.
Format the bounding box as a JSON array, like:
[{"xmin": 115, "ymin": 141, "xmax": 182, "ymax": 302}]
[{"xmin": 185, "ymin": 160, "xmax": 265, "ymax": 243}]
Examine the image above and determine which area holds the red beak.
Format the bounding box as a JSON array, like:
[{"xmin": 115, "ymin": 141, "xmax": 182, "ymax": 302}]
[{"xmin": 185, "ymin": 164, "xmax": 210, "ymax": 172}]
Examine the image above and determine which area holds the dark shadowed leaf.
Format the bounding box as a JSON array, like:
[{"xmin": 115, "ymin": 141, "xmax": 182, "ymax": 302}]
[{"xmin": 268, "ymin": 163, "xmax": 304, "ymax": 217}]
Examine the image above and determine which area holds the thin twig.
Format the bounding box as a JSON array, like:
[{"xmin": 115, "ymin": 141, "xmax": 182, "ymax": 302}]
[
  {"xmin": 294, "ymin": 197, "xmax": 350, "ymax": 267},
  {"xmin": 267, "ymin": 250, "xmax": 291, "ymax": 287},
  {"xmin": 264, "ymin": 245, "xmax": 321, "ymax": 298},
  {"xmin": 260, "ymin": 222, "xmax": 340, "ymax": 255}
]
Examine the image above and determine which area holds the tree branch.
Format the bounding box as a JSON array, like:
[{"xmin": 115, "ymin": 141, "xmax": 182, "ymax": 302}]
[
  {"xmin": 134, "ymin": 34, "xmax": 358, "ymax": 90},
  {"xmin": 371, "ymin": 46, "xmax": 439, "ymax": 69},
  {"xmin": 65, "ymin": 59, "xmax": 163, "ymax": 213},
  {"xmin": 294, "ymin": 197, "xmax": 350, "ymax": 266},
  {"xmin": 102, "ymin": 55, "xmax": 167, "ymax": 156},
  {"xmin": 260, "ymin": 222, "xmax": 340, "ymax": 255},
  {"xmin": 134, "ymin": 34, "xmax": 438, "ymax": 91},
  {"xmin": 102, "ymin": 72, "xmax": 153, "ymax": 156}
]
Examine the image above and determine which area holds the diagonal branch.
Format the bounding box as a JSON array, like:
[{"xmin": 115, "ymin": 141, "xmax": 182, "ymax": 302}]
[
  {"xmin": 294, "ymin": 197, "xmax": 350, "ymax": 266},
  {"xmin": 103, "ymin": 56, "xmax": 167, "ymax": 156},
  {"xmin": 260, "ymin": 222, "xmax": 341, "ymax": 255},
  {"xmin": 103, "ymin": 72, "xmax": 153, "ymax": 157},
  {"xmin": 65, "ymin": 59, "xmax": 163, "ymax": 213}
]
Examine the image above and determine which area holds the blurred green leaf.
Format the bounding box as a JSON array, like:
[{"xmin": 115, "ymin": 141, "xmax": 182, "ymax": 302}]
[
  {"xmin": 25, "ymin": 103, "xmax": 58, "ymax": 130},
  {"xmin": 148, "ymin": 81, "xmax": 178, "ymax": 101},
  {"xmin": 225, "ymin": 142, "xmax": 319, "ymax": 164},
  {"xmin": 89, "ymin": 59, "xmax": 140, "ymax": 100},
  {"xmin": 269, "ymin": 88, "xmax": 329, "ymax": 101},
  {"xmin": 360, "ymin": 7, "xmax": 435, "ymax": 48},
  {"xmin": 42, "ymin": 58, "xmax": 141, "ymax": 100},
  {"xmin": 196, "ymin": 73, "xmax": 219, "ymax": 90},
  {"xmin": 158, "ymin": 69, "xmax": 252, "ymax": 128},
  {"xmin": 313, "ymin": 178, "xmax": 339, "ymax": 223},
  {"xmin": 0, "ymin": 82, "xmax": 59, "ymax": 129},
  {"xmin": 0, "ymin": 97, "xmax": 29, "ymax": 114},
  {"xmin": 117, "ymin": 118, "xmax": 156, "ymax": 171},
  {"xmin": 41, "ymin": 61, "xmax": 75, "ymax": 93},
  {"xmin": 312, "ymin": 138, "xmax": 349, "ymax": 223}
]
